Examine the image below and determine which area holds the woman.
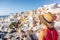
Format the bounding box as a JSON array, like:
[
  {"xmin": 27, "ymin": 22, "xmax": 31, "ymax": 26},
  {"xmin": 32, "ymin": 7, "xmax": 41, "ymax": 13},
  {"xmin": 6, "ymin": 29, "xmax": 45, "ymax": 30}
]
[{"xmin": 38, "ymin": 12, "xmax": 58, "ymax": 40}]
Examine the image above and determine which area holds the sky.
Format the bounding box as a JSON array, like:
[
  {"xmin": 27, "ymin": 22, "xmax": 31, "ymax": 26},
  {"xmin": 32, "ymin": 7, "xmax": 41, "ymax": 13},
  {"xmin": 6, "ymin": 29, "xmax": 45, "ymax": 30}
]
[{"xmin": 0, "ymin": 0, "xmax": 60, "ymax": 15}]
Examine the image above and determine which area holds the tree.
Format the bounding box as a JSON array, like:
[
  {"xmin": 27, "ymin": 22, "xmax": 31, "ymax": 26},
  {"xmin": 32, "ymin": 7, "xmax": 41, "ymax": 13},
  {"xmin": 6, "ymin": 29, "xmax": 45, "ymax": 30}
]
[{"xmin": 9, "ymin": 22, "xmax": 16, "ymax": 29}]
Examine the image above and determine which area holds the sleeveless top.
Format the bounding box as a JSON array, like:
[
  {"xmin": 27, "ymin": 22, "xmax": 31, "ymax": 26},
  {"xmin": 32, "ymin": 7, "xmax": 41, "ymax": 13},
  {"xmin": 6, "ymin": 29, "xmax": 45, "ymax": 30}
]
[{"xmin": 44, "ymin": 28, "xmax": 58, "ymax": 40}]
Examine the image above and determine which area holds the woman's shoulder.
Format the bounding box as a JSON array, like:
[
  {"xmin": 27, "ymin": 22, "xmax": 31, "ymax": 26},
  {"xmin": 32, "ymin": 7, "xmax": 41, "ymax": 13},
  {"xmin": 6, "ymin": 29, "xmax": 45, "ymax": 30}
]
[
  {"xmin": 40, "ymin": 28, "xmax": 46, "ymax": 32},
  {"xmin": 39, "ymin": 29, "xmax": 46, "ymax": 40},
  {"xmin": 40, "ymin": 29, "xmax": 47, "ymax": 36}
]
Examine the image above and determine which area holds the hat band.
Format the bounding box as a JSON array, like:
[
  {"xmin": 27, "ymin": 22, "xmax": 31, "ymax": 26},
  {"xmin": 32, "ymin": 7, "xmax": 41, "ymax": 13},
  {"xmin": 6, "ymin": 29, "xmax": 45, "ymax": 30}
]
[{"xmin": 42, "ymin": 15, "xmax": 52, "ymax": 23}]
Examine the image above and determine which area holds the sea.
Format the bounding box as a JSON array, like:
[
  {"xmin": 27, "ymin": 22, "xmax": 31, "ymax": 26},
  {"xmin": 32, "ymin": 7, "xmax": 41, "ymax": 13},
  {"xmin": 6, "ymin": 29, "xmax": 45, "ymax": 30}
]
[{"xmin": 0, "ymin": 15, "xmax": 9, "ymax": 18}]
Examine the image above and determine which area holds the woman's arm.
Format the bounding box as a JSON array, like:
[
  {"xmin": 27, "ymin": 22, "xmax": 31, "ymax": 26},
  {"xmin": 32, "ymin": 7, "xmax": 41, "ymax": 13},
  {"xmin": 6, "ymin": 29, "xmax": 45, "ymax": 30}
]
[{"xmin": 39, "ymin": 30, "xmax": 45, "ymax": 40}]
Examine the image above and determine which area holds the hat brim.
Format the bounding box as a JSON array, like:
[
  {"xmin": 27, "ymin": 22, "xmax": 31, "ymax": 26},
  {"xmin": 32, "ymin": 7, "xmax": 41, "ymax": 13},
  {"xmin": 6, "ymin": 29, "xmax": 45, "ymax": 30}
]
[{"xmin": 38, "ymin": 15, "xmax": 48, "ymax": 26}]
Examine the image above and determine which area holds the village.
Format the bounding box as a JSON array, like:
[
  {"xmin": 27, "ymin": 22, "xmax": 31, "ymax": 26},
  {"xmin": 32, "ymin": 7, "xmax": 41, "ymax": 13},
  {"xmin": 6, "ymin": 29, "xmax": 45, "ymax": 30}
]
[{"xmin": 0, "ymin": 3, "xmax": 60, "ymax": 40}]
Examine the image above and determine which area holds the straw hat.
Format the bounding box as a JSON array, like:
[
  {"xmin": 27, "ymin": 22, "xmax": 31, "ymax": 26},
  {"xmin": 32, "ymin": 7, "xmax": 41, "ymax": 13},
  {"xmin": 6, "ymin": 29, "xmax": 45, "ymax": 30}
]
[{"xmin": 38, "ymin": 12, "xmax": 54, "ymax": 26}]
